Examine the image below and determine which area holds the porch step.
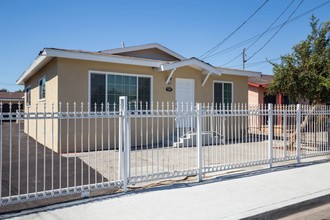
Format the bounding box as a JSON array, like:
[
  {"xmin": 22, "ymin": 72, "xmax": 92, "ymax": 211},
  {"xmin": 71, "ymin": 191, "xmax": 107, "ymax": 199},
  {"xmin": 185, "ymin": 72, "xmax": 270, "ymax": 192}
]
[{"xmin": 173, "ymin": 131, "xmax": 224, "ymax": 147}]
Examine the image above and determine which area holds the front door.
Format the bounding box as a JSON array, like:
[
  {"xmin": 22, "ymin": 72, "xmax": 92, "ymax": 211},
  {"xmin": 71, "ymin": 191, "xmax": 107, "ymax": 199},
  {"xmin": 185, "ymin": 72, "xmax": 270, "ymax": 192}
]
[
  {"xmin": 175, "ymin": 78, "xmax": 194, "ymax": 106},
  {"xmin": 175, "ymin": 78, "xmax": 195, "ymax": 128}
]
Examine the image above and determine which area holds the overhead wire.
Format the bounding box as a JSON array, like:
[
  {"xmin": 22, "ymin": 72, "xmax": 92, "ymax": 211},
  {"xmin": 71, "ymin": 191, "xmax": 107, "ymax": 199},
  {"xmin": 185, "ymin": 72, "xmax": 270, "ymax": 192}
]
[
  {"xmin": 0, "ymin": 82, "xmax": 19, "ymax": 86},
  {"xmin": 205, "ymin": 0, "xmax": 330, "ymax": 62},
  {"xmin": 221, "ymin": 53, "xmax": 242, "ymax": 66},
  {"xmin": 219, "ymin": 0, "xmax": 296, "ymax": 66},
  {"xmin": 199, "ymin": 0, "xmax": 270, "ymax": 60},
  {"xmin": 246, "ymin": 0, "xmax": 305, "ymax": 62},
  {"xmin": 225, "ymin": 57, "xmax": 281, "ymax": 68},
  {"xmin": 245, "ymin": 0, "xmax": 296, "ymax": 51}
]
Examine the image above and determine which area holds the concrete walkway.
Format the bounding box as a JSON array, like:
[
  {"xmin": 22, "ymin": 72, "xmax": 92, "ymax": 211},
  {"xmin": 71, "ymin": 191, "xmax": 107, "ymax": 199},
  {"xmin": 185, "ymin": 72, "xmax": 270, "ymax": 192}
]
[{"xmin": 5, "ymin": 161, "xmax": 330, "ymax": 220}]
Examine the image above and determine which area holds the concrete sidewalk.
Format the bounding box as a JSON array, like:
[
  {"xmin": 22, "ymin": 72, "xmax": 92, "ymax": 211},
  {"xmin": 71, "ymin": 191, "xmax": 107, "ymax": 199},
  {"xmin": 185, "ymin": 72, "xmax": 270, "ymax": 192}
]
[{"xmin": 4, "ymin": 161, "xmax": 330, "ymax": 220}]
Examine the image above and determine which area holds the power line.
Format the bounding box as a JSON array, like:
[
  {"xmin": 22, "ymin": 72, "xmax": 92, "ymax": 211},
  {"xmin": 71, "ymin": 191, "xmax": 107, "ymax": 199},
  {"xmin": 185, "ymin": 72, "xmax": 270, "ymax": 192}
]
[
  {"xmin": 245, "ymin": 0, "xmax": 296, "ymax": 51},
  {"xmin": 225, "ymin": 57, "xmax": 281, "ymax": 68},
  {"xmin": 0, "ymin": 82, "xmax": 19, "ymax": 86},
  {"xmin": 221, "ymin": 53, "xmax": 242, "ymax": 66},
  {"xmin": 199, "ymin": 0, "xmax": 270, "ymax": 60},
  {"xmin": 204, "ymin": 0, "xmax": 330, "ymax": 61},
  {"xmin": 246, "ymin": 0, "xmax": 305, "ymax": 62}
]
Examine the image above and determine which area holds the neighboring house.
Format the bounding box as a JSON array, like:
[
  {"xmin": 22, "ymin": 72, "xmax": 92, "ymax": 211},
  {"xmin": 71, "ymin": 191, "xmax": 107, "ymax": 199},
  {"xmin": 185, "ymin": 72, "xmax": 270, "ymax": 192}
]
[
  {"xmin": 248, "ymin": 74, "xmax": 309, "ymax": 106},
  {"xmin": 248, "ymin": 74, "xmax": 309, "ymax": 130},
  {"xmin": 248, "ymin": 74, "xmax": 278, "ymax": 106},
  {"xmin": 0, "ymin": 92, "xmax": 24, "ymax": 120},
  {"xmin": 17, "ymin": 43, "xmax": 260, "ymax": 152}
]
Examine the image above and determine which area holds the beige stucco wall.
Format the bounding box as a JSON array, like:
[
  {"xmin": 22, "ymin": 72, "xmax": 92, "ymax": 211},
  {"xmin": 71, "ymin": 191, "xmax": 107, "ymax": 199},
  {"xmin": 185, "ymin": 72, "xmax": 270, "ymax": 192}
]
[
  {"xmin": 248, "ymin": 85, "xmax": 265, "ymax": 105},
  {"xmin": 57, "ymin": 58, "xmax": 248, "ymax": 105},
  {"xmin": 54, "ymin": 58, "xmax": 249, "ymax": 152},
  {"xmin": 24, "ymin": 57, "xmax": 249, "ymax": 153},
  {"xmin": 24, "ymin": 58, "xmax": 59, "ymax": 151},
  {"xmin": 248, "ymin": 85, "xmax": 259, "ymax": 105}
]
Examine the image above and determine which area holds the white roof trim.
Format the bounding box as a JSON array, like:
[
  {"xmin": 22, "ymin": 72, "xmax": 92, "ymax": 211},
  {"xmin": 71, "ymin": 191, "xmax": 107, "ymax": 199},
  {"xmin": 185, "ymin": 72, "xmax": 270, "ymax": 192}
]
[
  {"xmin": 159, "ymin": 58, "xmax": 222, "ymax": 76},
  {"xmin": 45, "ymin": 49, "xmax": 165, "ymax": 67},
  {"xmin": 0, "ymin": 98, "xmax": 24, "ymax": 102},
  {"xmin": 101, "ymin": 43, "xmax": 186, "ymax": 61},
  {"xmin": 16, "ymin": 53, "xmax": 51, "ymax": 85},
  {"xmin": 217, "ymin": 67, "xmax": 261, "ymax": 77},
  {"xmin": 17, "ymin": 46, "xmax": 262, "ymax": 86},
  {"xmin": 17, "ymin": 48, "xmax": 166, "ymax": 85}
]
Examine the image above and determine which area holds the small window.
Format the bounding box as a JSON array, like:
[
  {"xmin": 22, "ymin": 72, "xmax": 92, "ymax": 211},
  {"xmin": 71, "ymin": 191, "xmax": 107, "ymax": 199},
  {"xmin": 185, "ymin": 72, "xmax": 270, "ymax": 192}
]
[
  {"xmin": 26, "ymin": 86, "xmax": 31, "ymax": 106},
  {"xmin": 214, "ymin": 81, "xmax": 233, "ymax": 109},
  {"xmin": 39, "ymin": 77, "xmax": 46, "ymax": 100}
]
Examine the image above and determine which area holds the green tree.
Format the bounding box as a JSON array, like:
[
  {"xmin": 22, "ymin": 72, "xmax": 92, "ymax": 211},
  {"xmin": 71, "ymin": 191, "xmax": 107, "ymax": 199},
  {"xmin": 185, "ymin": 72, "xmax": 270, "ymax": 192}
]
[
  {"xmin": 267, "ymin": 16, "xmax": 330, "ymax": 104},
  {"xmin": 0, "ymin": 88, "xmax": 8, "ymax": 92}
]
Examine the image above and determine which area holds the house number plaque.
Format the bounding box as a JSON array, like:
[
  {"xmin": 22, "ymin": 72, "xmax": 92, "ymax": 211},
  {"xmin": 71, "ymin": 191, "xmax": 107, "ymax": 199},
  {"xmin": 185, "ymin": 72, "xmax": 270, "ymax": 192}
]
[{"xmin": 166, "ymin": 87, "xmax": 173, "ymax": 92}]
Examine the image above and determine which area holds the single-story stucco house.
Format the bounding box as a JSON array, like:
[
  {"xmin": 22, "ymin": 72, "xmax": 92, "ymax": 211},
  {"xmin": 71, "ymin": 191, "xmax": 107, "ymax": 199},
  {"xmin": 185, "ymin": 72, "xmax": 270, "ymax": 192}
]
[
  {"xmin": 0, "ymin": 91, "xmax": 24, "ymax": 121},
  {"xmin": 248, "ymin": 74, "xmax": 310, "ymax": 106},
  {"xmin": 248, "ymin": 74, "xmax": 309, "ymax": 130},
  {"xmin": 17, "ymin": 43, "xmax": 260, "ymax": 152}
]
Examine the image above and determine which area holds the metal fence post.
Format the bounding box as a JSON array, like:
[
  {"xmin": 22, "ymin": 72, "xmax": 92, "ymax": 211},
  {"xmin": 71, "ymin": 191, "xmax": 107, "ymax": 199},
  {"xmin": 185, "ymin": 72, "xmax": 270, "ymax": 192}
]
[
  {"xmin": 296, "ymin": 104, "xmax": 301, "ymax": 164},
  {"xmin": 268, "ymin": 103, "xmax": 273, "ymax": 168},
  {"xmin": 283, "ymin": 108, "xmax": 287, "ymax": 159},
  {"xmin": 119, "ymin": 96, "xmax": 129, "ymax": 192},
  {"xmin": 196, "ymin": 103, "xmax": 203, "ymax": 182},
  {"xmin": 328, "ymin": 120, "xmax": 330, "ymax": 150},
  {"xmin": 118, "ymin": 99, "xmax": 123, "ymax": 181},
  {"xmin": 127, "ymin": 118, "xmax": 131, "ymax": 180}
]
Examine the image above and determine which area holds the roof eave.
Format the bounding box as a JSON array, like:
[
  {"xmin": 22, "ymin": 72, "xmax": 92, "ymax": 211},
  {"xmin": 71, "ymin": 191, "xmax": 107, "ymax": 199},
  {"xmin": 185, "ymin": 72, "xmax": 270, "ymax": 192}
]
[
  {"xmin": 217, "ymin": 67, "xmax": 261, "ymax": 77},
  {"xmin": 16, "ymin": 51, "xmax": 50, "ymax": 85},
  {"xmin": 45, "ymin": 49, "xmax": 165, "ymax": 67},
  {"xmin": 17, "ymin": 48, "xmax": 166, "ymax": 85},
  {"xmin": 101, "ymin": 43, "xmax": 186, "ymax": 61},
  {"xmin": 0, "ymin": 98, "xmax": 24, "ymax": 102},
  {"xmin": 159, "ymin": 58, "xmax": 222, "ymax": 76}
]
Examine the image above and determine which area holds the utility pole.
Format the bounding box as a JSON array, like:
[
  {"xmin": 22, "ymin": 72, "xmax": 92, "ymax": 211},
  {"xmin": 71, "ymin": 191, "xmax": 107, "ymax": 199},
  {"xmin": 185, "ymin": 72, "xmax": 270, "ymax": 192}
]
[{"xmin": 242, "ymin": 48, "xmax": 247, "ymax": 70}]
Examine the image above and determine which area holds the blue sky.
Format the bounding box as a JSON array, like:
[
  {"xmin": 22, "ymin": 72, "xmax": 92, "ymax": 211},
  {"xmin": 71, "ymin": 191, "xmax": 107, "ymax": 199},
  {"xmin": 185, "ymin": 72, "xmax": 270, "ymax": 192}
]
[{"xmin": 0, "ymin": 0, "xmax": 329, "ymax": 91}]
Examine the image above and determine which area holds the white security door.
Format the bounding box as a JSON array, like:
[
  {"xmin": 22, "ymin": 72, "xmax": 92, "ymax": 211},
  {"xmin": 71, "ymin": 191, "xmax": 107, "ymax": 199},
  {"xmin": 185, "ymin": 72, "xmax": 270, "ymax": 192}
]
[
  {"xmin": 175, "ymin": 78, "xmax": 195, "ymax": 106},
  {"xmin": 175, "ymin": 78, "xmax": 195, "ymax": 128}
]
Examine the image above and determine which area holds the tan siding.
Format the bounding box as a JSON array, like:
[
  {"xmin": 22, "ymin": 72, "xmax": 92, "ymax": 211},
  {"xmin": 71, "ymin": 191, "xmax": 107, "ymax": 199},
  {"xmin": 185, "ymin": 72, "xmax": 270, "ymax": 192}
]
[
  {"xmin": 24, "ymin": 58, "xmax": 59, "ymax": 151},
  {"xmin": 24, "ymin": 58, "xmax": 250, "ymax": 153},
  {"xmin": 57, "ymin": 58, "xmax": 248, "ymax": 105},
  {"xmin": 248, "ymin": 85, "xmax": 260, "ymax": 105}
]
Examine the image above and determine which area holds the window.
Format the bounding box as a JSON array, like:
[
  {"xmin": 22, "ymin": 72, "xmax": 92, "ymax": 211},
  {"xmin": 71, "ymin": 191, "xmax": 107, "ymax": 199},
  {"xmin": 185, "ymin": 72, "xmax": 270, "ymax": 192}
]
[
  {"xmin": 26, "ymin": 86, "xmax": 31, "ymax": 106},
  {"xmin": 90, "ymin": 74, "xmax": 106, "ymax": 110},
  {"xmin": 90, "ymin": 72, "xmax": 151, "ymax": 111},
  {"xmin": 38, "ymin": 77, "xmax": 46, "ymax": 100},
  {"xmin": 213, "ymin": 81, "xmax": 233, "ymax": 109}
]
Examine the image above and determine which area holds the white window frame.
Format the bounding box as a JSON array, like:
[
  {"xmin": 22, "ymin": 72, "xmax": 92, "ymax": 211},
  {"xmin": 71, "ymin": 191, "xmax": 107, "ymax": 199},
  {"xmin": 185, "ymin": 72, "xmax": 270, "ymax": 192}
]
[
  {"xmin": 38, "ymin": 76, "xmax": 46, "ymax": 101},
  {"xmin": 213, "ymin": 80, "xmax": 234, "ymax": 104},
  {"xmin": 88, "ymin": 70, "xmax": 153, "ymax": 108},
  {"xmin": 26, "ymin": 85, "xmax": 32, "ymax": 106}
]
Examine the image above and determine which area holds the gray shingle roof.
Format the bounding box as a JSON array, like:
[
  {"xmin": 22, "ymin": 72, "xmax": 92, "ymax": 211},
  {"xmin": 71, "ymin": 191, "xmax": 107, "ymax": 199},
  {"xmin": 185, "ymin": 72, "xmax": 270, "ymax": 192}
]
[{"xmin": 0, "ymin": 92, "xmax": 24, "ymax": 100}]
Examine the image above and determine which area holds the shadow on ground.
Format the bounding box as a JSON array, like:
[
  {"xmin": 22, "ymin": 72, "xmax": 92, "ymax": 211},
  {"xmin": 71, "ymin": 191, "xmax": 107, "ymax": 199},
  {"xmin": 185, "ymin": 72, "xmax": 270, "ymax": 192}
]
[{"xmin": 0, "ymin": 122, "xmax": 113, "ymax": 213}]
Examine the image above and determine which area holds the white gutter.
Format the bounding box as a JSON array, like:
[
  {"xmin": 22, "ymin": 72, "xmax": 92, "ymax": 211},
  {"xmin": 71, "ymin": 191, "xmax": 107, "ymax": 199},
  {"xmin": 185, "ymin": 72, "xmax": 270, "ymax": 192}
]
[
  {"xmin": 217, "ymin": 67, "xmax": 261, "ymax": 77},
  {"xmin": 16, "ymin": 52, "xmax": 50, "ymax": 85},
  {"xmin": 45, "ymin": 49, "xmax": 165, "ymax": 68},
  {"xmin": 0, "ymin": 99, "xmax": 24, "ymax": 102},
  {"xmin": 17, "ymin": 48, "xmax": 167, "ymax": 85}
]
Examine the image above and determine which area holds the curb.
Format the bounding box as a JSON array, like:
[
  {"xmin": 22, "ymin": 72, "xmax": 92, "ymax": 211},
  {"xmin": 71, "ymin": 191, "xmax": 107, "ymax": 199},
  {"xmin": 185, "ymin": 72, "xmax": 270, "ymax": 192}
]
[{"xmin": 242, "ymin": 193, "xmax": 330, "ymax": 220}]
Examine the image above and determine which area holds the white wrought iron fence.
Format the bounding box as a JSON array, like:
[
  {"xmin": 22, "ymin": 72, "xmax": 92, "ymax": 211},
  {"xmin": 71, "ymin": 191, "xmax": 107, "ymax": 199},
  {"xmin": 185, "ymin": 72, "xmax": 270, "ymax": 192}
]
[{"xmin": 0, "ymin": 97, "xmax": 329, "ymax": 206}]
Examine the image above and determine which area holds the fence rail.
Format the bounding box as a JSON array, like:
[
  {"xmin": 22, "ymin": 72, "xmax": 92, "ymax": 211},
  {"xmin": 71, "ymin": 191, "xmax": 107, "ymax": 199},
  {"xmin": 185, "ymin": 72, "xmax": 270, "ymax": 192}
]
[{"xmin": 0, "ymin": 98, "xmax": 329, "ymax": 207}]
